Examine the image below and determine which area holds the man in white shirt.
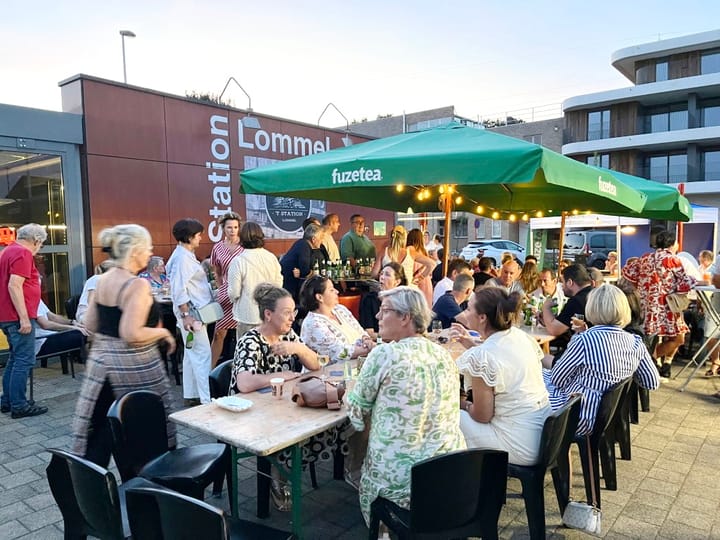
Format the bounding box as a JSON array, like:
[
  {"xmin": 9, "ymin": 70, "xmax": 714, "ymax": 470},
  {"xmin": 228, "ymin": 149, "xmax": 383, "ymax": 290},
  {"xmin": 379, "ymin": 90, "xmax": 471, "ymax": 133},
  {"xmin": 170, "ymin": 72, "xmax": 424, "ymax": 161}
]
[
  {"xmin": 35, "ymin": 300, "xmax": 91, "ymax": 372},
  {"xmin": 530, "ymin": 268, "xmax": 566, "ymax": 311},
  {"xmin": 432, "ymin": 259, "xmax": 472, "ymax": 305},
  {"xmin": 487, "ymin": 259, "xmax": 524, "ymax": 295},
  {"xmin": 321, "ymin": 213, "xmax": 341, "ymax": 262}
]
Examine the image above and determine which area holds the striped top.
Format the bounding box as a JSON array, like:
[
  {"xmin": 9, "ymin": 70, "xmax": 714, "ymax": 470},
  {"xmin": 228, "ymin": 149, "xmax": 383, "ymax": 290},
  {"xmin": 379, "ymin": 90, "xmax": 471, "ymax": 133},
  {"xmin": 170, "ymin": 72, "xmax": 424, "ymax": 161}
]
[
  {"xmin": 210, "ymin": 240, "xmax": 244, "ymax": 330},
  {"xmin": 545, "ymin": 325, "xmax": 659, "ymax": 435}
]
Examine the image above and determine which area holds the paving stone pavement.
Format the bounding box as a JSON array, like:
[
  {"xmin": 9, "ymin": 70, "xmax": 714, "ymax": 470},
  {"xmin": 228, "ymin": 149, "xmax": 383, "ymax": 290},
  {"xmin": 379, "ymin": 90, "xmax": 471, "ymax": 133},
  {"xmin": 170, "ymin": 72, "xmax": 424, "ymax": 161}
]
[{"xmin": 0, "ymin": 358, "xmax": 719, "ymax": 539}]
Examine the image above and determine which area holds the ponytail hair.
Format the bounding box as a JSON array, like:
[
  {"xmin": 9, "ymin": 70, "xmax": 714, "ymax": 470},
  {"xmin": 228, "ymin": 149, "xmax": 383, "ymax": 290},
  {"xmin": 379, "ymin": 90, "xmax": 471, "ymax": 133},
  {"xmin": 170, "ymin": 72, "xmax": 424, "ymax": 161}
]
[{"xmin": 388, "ymin": 225, "xmax": 407, "ymax": 262}]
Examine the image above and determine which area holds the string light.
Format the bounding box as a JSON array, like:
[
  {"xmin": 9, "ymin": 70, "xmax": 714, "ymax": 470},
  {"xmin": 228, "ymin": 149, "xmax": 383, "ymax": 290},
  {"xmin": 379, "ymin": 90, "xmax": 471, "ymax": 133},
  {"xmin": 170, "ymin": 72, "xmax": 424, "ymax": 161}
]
[{"xmin": 397, "ymin": 183, "xmax": 587, "ymax": 222}]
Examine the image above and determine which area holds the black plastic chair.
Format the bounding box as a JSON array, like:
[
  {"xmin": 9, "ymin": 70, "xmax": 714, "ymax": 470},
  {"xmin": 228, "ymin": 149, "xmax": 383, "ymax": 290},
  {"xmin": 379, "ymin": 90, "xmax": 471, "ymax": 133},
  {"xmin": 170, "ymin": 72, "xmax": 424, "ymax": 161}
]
[
  {"xmin": 573, "ymin": 378, "xmax": 632, "ymax": 508},
  {"xmin": 209, "ymin": 360, "xmax": 320, "ymax": 519},
  {"xmin": 126, "ymin": 486, "xmax": 291, "ymax": 540},
  {"xmin": 46, "ymin": 448, "xmax": 161, "ymax": 540},
  {"xmin": 507, "ymin": 395, "xmax": 582, "ymax": 540},
  {"xmin": 107, "ymin": 390, "xmax": 231, "ymax": 505},
  {"xmin": 368, "ymin": 449, "xmax": 508, "ymax": 540},
  {"xmin": 65, "ymin": 294, "xmax": 81, "ymax": 321}
]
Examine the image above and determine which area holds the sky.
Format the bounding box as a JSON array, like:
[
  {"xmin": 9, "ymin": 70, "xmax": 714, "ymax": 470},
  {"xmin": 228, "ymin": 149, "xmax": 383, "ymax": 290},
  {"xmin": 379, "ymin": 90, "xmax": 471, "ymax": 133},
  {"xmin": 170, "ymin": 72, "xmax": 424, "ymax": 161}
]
[{"xmin": 2, "ymin": 0, "xmax": 720, "ymax": 126}]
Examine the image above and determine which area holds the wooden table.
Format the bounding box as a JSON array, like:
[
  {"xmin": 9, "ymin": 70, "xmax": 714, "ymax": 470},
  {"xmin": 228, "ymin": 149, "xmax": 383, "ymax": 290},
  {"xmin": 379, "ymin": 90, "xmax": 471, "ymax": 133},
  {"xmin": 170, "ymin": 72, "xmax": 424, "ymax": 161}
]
[
  {"xmin": 519, "ymin": 324, "xmax": 554, "ymax": 354},
  {"xmin": 169, "ymin": 371, "xmax": 351, "ymax": 539}
]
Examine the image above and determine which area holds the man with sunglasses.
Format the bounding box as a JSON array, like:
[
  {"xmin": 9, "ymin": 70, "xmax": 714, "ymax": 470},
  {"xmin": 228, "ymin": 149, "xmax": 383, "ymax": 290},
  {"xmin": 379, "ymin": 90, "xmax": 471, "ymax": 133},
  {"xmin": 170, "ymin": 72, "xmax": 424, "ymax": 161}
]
[{"xmin": 340, "ymin": 214, "xmax": 376, "ymax": 268}]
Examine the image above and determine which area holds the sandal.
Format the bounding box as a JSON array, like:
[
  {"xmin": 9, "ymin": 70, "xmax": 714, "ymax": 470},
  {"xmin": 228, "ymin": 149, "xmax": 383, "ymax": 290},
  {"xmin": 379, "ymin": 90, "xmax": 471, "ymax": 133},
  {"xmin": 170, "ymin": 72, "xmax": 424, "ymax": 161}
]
[{"xmin": 704, "ymin": 360, "xmax": 720, "ymax": 377}]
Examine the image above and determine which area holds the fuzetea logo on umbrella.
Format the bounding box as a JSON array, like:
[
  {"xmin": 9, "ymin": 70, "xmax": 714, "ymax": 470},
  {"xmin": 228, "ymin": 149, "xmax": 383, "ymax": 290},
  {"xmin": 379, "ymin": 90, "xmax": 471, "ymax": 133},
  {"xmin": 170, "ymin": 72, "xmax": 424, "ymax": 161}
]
[
  {"xmin": 331, "ymin": 167, "xmax": 383, "ymax": 184},
  {"xmin": 597, "ymin": 176, "xmax": 617, "ymax": 196}
]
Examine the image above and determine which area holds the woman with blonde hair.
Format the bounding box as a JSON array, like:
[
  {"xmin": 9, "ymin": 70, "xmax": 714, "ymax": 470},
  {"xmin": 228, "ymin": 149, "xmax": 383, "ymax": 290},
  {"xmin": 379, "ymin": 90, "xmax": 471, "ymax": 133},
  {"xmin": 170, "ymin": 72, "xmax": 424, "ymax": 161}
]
[
  {"xmin": 371, "ymin": 225, "xmax": 434, "ymax": 292},
  {"xmin": 518, "ymin": 261, "xmax": 540, "ymax": 299},
  {"xmin": 406, "ymin": 228, "xmax": 433, "ymax": 305},
  {"xmin": 71, "ymin": 224, "xmax": 176, "ymax": 465}
]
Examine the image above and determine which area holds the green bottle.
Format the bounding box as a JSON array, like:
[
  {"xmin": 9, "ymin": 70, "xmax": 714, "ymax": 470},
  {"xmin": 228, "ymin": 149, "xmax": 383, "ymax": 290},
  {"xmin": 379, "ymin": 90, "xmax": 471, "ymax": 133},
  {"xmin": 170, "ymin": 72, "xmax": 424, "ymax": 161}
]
[{"xmin": 186, "ymin": 331, "xmax": 194, "ymax": 350}]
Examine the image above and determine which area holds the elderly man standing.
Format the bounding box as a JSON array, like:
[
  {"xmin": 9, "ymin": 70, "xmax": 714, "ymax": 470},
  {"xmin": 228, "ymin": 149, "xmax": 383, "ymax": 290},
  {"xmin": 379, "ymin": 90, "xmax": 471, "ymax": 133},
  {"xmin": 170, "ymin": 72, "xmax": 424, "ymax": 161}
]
[
  {"xmin": 487, "ymin": 259, "xmax": 524, "ymax": 295},
  {"xmin": 0, "ymin": 223, "xmax": 48, "ymax": 418},
  {"xmin": 340, "ymin": 214, "xmax": 376, "ymax": 268}
]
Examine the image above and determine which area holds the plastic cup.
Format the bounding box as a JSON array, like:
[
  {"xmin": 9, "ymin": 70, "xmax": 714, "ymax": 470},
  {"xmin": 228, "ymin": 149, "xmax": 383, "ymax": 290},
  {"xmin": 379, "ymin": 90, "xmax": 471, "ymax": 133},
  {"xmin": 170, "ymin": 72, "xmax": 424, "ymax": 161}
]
[{"xmin": 270, "ymin": 377, "xmax": 284, "ymax": 398}]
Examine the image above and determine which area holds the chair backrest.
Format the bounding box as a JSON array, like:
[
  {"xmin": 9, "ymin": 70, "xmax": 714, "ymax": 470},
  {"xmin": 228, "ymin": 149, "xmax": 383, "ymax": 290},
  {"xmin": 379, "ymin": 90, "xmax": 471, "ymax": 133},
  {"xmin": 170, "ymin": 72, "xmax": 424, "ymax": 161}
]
[
  {"xmin": 209, "ymin": 359, "xmax": 234, "ymax": 399},
  {"xmin": 46, "ymin": 448, "xmax": 126, "ymax": 540},
  {"xmin": 107, "ymin": 390, "xmax": 170, "ymax": 482},
  {"xmin": 537, "ymin": 394, "xmax": 582, "ymax": 470},
  {"xmin": 65, "ymin": 294, "xmax": 81, "ymax": 320},
  {"xmin": 127, "ymin": 486, "xmax": 229, "ymax": 540},
  {"xmin": 409, "ymin": 449, "xmax": 508, "ymax": 534},
  {"xmin": 593, "ymin": 378, "xmax": 632, "ymax": 441}
]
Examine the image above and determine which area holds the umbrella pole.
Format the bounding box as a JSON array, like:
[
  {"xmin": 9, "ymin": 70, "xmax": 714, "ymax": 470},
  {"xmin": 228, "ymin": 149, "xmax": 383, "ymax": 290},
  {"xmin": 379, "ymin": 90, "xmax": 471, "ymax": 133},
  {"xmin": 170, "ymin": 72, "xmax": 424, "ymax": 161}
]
[
  {"xmin": 443, "ymin": 191, "xmax": 451, "ymax": 274},
  {"xmin": 558, "ymin": 211, "xmax": 567, "ymax": 267},
  {"xmin": 677, "ymin": 183, "xmax": 685, "ymax": 252}
]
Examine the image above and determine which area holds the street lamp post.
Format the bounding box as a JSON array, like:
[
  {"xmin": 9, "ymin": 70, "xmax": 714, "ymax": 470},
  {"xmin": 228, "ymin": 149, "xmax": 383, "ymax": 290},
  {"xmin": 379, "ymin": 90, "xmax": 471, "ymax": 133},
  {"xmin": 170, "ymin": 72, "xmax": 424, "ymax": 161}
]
[{"xmin": 119, "ymin": 30, "xmax": 136, "ymax": 84}]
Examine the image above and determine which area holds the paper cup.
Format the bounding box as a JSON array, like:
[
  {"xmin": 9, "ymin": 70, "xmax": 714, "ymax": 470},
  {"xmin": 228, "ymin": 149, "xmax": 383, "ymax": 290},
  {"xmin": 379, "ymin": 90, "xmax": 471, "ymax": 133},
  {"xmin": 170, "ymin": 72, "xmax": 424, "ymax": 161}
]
[{"xmin": 270, "ymin": 377, "xmax": 285, "ymax": 398}]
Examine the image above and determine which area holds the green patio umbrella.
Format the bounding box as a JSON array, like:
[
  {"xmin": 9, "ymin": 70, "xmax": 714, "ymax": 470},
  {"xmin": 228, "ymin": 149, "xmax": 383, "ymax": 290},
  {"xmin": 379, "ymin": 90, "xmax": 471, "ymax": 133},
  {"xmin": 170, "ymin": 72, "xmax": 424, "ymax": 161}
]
[
  {"xmin": 591, "ymin": 168, "xmax": 692, "ymax": 222},
  {"xmin": 240, "ymin": 123, "xmax": 649, "ymax": 218}
]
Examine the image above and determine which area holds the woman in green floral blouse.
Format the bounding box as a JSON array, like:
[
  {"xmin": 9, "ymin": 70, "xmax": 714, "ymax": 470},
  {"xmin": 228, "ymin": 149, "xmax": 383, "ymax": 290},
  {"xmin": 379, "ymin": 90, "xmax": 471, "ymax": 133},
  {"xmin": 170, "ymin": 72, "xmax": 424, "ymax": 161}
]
[{"xmin": 346, "ymin": 286, "xmax": 466, "ymax": 524}]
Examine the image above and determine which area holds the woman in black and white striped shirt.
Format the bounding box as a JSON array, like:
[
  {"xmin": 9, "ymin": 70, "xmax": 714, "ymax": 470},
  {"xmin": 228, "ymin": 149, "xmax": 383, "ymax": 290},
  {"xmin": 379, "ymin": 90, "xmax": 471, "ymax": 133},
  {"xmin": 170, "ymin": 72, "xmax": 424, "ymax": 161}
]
[{"xmin": 546, "ymin": 284, "xmax": 660, "ymax": 435}]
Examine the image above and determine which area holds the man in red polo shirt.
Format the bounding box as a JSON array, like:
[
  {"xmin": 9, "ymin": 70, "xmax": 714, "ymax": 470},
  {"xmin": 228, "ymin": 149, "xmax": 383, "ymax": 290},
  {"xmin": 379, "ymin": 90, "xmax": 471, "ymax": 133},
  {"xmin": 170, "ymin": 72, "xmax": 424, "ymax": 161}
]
[{"xmin": 0, "ymin": 223, "xmax": 48, "ymax": 418}]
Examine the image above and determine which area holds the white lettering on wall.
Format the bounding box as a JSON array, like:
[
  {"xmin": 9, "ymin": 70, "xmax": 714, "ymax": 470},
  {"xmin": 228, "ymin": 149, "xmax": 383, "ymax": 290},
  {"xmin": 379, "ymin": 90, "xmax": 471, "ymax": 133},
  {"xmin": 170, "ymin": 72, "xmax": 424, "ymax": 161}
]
[
  {"xmin": 206, "ymin": 115, "xmax": 233, "ymax": 242},
  {"xmin": 237, "ymin": 120, "xmax": 331, "ymax": 157}
]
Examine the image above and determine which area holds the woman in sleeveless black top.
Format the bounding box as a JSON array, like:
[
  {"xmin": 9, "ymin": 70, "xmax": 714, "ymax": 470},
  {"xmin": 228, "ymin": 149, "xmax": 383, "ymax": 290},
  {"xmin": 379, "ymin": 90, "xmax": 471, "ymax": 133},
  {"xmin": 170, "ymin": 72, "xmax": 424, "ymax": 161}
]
[{"xmin": 71, "ymin": 224, "xmax": 177, "ymax": 466}]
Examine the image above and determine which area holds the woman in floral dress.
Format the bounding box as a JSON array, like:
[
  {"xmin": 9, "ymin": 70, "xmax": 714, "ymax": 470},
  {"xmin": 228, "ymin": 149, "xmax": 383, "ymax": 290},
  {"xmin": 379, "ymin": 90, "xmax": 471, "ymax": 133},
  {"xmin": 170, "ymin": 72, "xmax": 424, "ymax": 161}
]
[
  {"xmin": 210, "ymin": 211, "xmax": 243, "ymax": 367},
  {"xmin": 622, "ymin": 229, "xmax": 695, "ymax": 378},
  {"xmin": 346, "ymin": 286, "xmax": 466, "ymax": 524}
]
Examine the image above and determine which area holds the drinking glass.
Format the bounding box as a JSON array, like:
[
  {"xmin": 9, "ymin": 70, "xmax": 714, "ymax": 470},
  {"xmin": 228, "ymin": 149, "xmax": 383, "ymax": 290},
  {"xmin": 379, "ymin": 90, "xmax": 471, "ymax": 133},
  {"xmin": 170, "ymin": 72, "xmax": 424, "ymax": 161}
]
[
  {"xmin": 318, "ymin": 354, "xmax": 330, "ymax": 381},
  {"xmin": 431, "ymin": 320, "xmax": 443, "ymax": 339}
]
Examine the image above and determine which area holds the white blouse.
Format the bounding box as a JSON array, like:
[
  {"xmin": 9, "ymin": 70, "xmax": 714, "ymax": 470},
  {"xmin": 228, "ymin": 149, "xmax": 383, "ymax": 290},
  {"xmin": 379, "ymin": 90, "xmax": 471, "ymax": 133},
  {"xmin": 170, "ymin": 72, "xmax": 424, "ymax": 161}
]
[{"xmin": 300, "ymin": 305, "xmax": 367, "ymax": 363}]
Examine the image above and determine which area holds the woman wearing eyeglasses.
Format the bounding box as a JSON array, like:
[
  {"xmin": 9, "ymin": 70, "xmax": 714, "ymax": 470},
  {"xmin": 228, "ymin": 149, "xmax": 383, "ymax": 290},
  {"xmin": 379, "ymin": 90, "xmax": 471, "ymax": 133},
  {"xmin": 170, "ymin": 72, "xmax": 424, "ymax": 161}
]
[
  {"xmin": 230, "ymin": 283, "xmax": 318, "ymax": 393},
  {"xmin": 346, "ymin": 286, "xmax": 465, "ymax": 524}
]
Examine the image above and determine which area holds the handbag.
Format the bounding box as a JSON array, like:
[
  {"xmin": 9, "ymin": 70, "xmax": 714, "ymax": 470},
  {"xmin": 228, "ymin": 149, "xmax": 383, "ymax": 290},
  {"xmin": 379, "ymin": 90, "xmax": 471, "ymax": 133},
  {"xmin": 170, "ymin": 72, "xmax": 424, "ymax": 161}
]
[
  {"xmin": 562, "ymin": 436, "xmax": 602, "ymax": 535},
  {"xmin": 192, "ymin": 301, "xmax": 224, "ymax": 324},
  {"xmin": 666, "ymin": 293, "xmax": 690, "ymax": 313},
  {"xmin": 291, "ymin": 375, "xmax": 346, "ymax": 410}
]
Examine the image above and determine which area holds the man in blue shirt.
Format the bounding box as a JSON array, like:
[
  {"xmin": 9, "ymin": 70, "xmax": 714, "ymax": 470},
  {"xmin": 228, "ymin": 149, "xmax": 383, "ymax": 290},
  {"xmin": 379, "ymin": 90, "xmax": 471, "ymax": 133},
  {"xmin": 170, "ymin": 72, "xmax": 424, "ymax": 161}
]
[{"xmin": 431, "ymin": 274, "xmax": 474, "ymax": 329}]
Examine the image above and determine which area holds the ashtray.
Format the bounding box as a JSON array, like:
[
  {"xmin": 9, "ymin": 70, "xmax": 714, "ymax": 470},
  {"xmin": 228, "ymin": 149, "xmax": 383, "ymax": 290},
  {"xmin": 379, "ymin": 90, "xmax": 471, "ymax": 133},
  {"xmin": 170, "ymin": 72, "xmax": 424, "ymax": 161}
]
[{"xmin": 212, "ymin": 396, "xmax": 253, "ymax": 412}]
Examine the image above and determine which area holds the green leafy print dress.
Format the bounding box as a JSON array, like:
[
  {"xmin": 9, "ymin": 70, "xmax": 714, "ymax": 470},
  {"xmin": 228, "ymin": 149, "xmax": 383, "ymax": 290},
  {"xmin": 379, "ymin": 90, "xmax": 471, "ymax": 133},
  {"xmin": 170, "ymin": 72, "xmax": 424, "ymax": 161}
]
[{"xmin": 346, "ymin": 336, "xmax": 466, "ymax": 524}]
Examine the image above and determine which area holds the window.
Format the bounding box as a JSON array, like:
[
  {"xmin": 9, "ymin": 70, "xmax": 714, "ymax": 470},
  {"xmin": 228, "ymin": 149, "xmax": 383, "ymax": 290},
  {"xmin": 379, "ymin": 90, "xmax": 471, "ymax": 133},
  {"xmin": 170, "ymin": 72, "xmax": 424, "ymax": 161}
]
[
  {"xmin": 586, "ymin": 154, "xmax": 610, "ymax": 169},
  {"xmin": 475, "ymin": 218, "xmax": 486, "ymax": 239},
  {"xmin": 587, "ymin": 110, "xmax": 610, "ymax": 140},
  {"xmin": 700, "ymin": 100, "xmax": 720, "ymax": 127},
  {"xmin": 491, "ymin": 220, "xmax": 502, "ymax": 238},
  {"xmin": 644, "ymin": 104, "xmax": 688, "ymax": 133},
  {"xmin": 703, "ymin": 150, "xmax": 720, "ymax": 182},
  {"xmin": 701, "ymin": 49, "xmax": 720, "ymax": 75},
  {"xmin": 524, "ymin": 134, "xmax": 542, "ymax": 145},
  {"xmin": 646, "ymin": 153, "xmax": 687, "ymax": 183},
  {"xmin": 452, "ymin": 217, "xmax": 468, "ymax": 238},
  {"xmin": 0, "ymin": 150, "xmax": 69, "ymax": 312},
  {"xmin": 655, "ymin": 59, "xmax": 669, "ymax": 82}
]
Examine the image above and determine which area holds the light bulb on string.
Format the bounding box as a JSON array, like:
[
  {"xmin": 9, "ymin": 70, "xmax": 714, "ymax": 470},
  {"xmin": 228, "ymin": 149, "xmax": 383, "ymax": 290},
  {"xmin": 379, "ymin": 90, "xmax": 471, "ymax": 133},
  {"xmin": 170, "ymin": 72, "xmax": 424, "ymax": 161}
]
[
  {"xmin": 475, "ymin": 205, "xmax": 484, "ymax": 214},
  {"xmin": 439, "ymin": 185, "xmax": 445, "ymax": 194},
  {"xmin": 571, "ymin": 209, "xmax": 579, "ymax": 215},
  {"xmin": 417, "ymin": 191, "xmax": 424, "ymax": 201},
  {"xmin": 509, "ymin": 214, "xmax": 516, "ymax": 222},
  {"xmin": 521, "ymin": 214, "xmax": 529, "ymax": 221},
  {"xmin": 455, "ymin": 195, "xmax": 463, "ymax": 205},
  {"xmin": 535, "ymin": 210, "xmax": 544, "ymax": 218},
  {"xmin": 423, "ymin": 188, "xmax": 431, "ymax": 199},
  {"xmin": 448, "ymin": 185, "xmax": 455, "ymax": 194},
  {"xmin": 395, "ymin": 184, "xmax": 404, "ymax": 193},
  {"xmin": 491, "ymin": 211, "xmax": 500, "ymax": 220}
]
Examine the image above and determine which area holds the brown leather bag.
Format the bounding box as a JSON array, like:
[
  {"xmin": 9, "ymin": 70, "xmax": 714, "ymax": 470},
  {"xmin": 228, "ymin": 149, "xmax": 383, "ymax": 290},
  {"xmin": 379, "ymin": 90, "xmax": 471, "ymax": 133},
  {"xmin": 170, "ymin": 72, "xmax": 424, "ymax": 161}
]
[{"xmin": 291, "ymin": 375, "xmax": 346, "ymax": 410}]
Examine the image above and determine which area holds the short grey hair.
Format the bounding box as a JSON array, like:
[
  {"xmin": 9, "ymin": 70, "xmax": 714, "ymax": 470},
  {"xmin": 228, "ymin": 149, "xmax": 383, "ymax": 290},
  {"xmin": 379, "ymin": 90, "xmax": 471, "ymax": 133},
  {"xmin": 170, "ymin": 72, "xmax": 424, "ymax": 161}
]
[
  {"xmin": 585, "ymin": 284, "xmax": 631, "ymax": 327},
  {"xmin": 379, "ymin": 286, "xmax": 432, "ymax": 333},
  {"xmin": 453, "ymin": 273, "xmax": 475, "ymax": 293},
  {"xmin": 16, "ymin": 223, "xmax": 47, "ymax": 244},
  {"xmin": 98, "ymin": 224, "xmax": 151, "ymax": 265},
  {"xmin": 303, "ymin": 223, "xmax": 322, "ymax": 241}
]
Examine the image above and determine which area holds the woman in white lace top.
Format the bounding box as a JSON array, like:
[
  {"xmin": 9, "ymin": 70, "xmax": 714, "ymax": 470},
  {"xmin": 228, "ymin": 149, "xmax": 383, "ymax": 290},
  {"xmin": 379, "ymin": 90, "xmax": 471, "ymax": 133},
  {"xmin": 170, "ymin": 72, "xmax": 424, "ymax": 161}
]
[{"xmin": 450, "ymin": 286, "xmax": 551, "ymax": 466}]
